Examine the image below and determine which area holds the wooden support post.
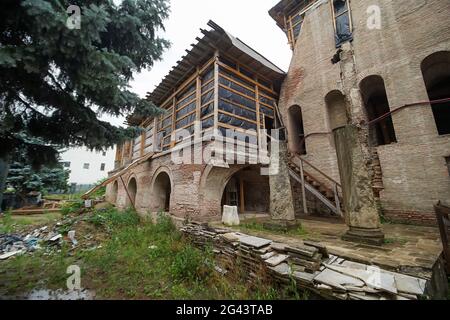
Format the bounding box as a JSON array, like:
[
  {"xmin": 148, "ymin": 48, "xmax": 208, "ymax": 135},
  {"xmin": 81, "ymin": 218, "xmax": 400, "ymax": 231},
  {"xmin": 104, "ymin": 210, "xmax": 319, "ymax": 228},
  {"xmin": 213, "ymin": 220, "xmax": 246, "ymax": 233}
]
[
  {"xmin": 120, "ymin": 175, "xmax": 135, "ymax": 210},
  {"xmin": 213, "ymin": 50, "xmax": 219, "ymax": 133},
  {"xmin": 299, "ymin": 159, "xmax": 308, "ymax": 215},
  {"xmin": 239, "ymin": 177, "xmax": 245, "ymax": 214},
  {"xmin": 170, "ymin": 96, "xmax": 176, "ymax": 148},
  {"xmin": 195, "ymin": 67, "xmax": 201, "ymax": 140},
  {"xmin": 255, "ymin": 81, "xmax": 261, "ymax": 151},
  {"xmin": 140, "ymin": 129, "xmax": 146, "ymax": 157}
]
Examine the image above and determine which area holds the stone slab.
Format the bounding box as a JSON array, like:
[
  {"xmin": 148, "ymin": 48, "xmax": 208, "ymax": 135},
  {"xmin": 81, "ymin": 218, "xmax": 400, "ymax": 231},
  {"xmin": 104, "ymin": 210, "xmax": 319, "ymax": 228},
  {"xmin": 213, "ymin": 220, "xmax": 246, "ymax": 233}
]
[
  {"xmin": 238, "ymin": 235, "xmax": 272, "ymax": 249},
  {"xmin": 265, "ymin": 254, "xmax": 289, "ymax": 267}
]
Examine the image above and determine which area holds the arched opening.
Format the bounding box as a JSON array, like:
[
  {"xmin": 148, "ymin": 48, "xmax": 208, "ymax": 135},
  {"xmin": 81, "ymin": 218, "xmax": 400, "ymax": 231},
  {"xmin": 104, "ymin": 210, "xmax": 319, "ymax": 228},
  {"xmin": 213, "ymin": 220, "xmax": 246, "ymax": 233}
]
[
  {"xmin": 421, "ymin": 51, "xmax": 450, "ymax": 135},
  {"xmin": 288, "ymin": 105, "xmax": 306, "ymax": 155},
  {"xmin": 126, "ymin": 177, "xmax": 137, "ymax": 208},
  {"xmin": 360, "ymin": 75, "xmax": 397, "ymax": 146},
  {"xmin": 221, "ymin": 166, "xmax": 269, "ymax": 214},
  {"xmin": 111, "ymin": 180, "xmax": 118, "ymax": 204},
  {"xmin": 153, "ymin": 171, "xmax": 171, "ymax": 212},
  {"xmin": 325, "ymin": 90, "xmax": 348, "ymax": 147}
]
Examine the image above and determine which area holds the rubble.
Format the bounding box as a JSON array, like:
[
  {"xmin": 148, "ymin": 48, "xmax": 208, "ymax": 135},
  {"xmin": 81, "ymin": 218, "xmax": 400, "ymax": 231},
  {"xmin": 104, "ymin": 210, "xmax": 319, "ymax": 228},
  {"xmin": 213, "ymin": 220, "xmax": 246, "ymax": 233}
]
[
  {"xmin": 180, "ymin": 223, "xmax": 431, "ymax": 300},
  {"xmin": 0, "ymin": 213, "xmax": 103, "ymax": 260}
]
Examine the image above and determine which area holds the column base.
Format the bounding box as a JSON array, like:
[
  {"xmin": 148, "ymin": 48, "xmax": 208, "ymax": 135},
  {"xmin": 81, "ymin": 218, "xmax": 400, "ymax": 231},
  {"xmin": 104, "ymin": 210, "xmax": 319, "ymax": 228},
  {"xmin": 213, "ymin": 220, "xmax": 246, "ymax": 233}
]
[
  {"xmin": 263, "ymin": 219, "xmax": 302, "ymax": 232},
  {"xmin": 342, "ymin": 227, "xmax": 385, "ymax": 246}
]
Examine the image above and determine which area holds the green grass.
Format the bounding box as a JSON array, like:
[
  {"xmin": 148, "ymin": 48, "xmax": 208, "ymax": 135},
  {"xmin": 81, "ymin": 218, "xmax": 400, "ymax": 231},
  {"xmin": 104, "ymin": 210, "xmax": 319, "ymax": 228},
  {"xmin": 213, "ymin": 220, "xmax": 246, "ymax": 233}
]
[
  {"xmin": 0, "ymin": 208, "xmax": 306, "ymax": 300},
  {"xmin": 1, "ymin": 211, "xmax": 62, "ymax": 233},
  {"xmin": 44, "ymin": 193, "xmax": 84, "ymax": 201}
]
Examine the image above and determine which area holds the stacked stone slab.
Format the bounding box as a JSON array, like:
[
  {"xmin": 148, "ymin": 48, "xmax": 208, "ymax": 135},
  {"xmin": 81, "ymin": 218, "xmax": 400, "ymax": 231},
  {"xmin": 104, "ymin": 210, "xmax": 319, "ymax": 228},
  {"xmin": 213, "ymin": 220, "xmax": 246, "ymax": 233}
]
[{"xmin": 180, "ymin": 223, "xmax": 430, "ymax": 300}]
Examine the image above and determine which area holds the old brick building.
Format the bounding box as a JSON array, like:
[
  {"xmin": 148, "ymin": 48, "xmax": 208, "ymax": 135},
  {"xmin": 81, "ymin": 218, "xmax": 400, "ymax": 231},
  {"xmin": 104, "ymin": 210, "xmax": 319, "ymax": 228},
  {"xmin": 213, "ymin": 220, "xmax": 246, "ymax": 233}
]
[
  {"xmin": 105, "ymin": 21, "xmax": 285, "ymax": 221},
  {"xmin": 270, "ymin": 0, "xmax": 450, "ymax": 225},
  {"xmin": 105, "ymin": 0, "xmax": 450, "ymax": 227}
]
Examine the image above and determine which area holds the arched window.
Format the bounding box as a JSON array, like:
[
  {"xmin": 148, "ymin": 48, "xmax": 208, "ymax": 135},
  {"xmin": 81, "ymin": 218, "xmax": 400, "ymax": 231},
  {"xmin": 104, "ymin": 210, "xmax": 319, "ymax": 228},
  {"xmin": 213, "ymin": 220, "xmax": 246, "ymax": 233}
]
[
  {"xmin": 288, "ymin": 105, "xmax": 307, "ymax": 155},
  {"xmin": 421, "ymin": 51, "xmax": 450, "ymax": 135},
  {"xmin": 360, "ymin": 76, "xmax": 397, "ymax": 146}
]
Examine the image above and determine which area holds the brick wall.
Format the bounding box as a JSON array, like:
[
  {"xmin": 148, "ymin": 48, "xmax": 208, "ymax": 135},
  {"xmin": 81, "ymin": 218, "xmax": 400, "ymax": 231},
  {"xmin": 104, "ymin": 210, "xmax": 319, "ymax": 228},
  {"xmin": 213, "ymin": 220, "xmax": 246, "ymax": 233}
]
[{"xmin": 277, "ymin": 0, "xmax": 450, "ymax": 225}]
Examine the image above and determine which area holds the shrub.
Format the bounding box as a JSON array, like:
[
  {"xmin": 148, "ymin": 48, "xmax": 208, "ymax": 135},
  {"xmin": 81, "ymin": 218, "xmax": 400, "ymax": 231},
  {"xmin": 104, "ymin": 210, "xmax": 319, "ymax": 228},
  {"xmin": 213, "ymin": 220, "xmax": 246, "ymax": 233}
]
[
  {"xmin": 170, "ymin": 245, "xmax": 213, "ymax": 282},
  {"xmin": 60, "ymin": 200, "xmax": 83, "ymax": 216},
  {"xmin": 88, "ymin": 207, "xmax": 140, "ymax": 229}
]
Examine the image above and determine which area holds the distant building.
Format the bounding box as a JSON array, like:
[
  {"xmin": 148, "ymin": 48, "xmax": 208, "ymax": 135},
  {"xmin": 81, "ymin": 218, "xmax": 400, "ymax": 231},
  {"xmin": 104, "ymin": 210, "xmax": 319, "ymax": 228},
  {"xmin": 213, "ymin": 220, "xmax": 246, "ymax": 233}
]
[{"xmin": 60, "ymin": 147, "xmax": 115, "ymax": 192}]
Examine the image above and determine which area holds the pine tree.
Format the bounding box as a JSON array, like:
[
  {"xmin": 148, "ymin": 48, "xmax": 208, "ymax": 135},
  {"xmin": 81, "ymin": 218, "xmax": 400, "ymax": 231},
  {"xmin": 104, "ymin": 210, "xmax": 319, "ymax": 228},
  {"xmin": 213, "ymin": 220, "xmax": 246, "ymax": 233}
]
[{"xmin": 0, "ymin": 0, "xmax": 171, "ymax": 210}]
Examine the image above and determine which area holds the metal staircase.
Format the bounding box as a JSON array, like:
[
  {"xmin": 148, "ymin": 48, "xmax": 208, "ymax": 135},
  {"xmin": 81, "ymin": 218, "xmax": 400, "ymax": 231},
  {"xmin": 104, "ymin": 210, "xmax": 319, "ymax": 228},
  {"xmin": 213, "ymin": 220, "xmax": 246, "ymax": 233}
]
[{"xmin": 288, "ymin": 152, "xmax": 344, "ymax": 217}]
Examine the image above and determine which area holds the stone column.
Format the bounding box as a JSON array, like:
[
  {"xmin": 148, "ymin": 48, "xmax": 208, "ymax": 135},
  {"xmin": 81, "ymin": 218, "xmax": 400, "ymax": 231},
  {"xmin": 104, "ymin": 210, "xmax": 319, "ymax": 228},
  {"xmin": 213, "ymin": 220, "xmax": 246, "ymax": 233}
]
[
  {"xmin": 265, "ymin": 140, "xmax": 299, "ymax": 231},
  {"xmin": 334, "ymin": 125, "xmax": 384, "ymax": 245},
  {"xmin": 337, "ymin": 42, "xmax": 384, "ymax": 245}
]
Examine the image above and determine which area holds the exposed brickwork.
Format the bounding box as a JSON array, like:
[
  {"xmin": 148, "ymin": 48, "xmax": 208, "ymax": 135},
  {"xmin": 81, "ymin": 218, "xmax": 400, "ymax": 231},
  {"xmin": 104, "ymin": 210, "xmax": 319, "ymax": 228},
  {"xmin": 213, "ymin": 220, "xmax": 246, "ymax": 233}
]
[
  {"xmin": 383, "ymin": 210, "xmax": 437, "ymax": 226},
  {"xmin": 278, "ymin": 0, "xmax": 450, "ymax": 226}
]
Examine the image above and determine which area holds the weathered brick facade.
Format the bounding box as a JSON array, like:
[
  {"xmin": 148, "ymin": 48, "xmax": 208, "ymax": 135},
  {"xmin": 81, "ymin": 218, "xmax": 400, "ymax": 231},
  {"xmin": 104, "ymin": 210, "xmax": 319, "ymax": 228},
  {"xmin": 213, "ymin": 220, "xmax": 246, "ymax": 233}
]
[
  {"xmin": 277, "ymin": 0, "xmax": 450, "ymax": 225},
  {"xmin": 106, "ymin": 1, "xmax": 449, "ymax": 227}
]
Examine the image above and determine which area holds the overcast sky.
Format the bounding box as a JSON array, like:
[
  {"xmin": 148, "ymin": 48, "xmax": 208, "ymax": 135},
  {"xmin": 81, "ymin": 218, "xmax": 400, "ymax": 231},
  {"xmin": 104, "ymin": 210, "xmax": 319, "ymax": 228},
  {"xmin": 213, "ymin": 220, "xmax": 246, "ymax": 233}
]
[{"xmin": 104, "ymin": 0, "xmax": 292, "ymax": 127}]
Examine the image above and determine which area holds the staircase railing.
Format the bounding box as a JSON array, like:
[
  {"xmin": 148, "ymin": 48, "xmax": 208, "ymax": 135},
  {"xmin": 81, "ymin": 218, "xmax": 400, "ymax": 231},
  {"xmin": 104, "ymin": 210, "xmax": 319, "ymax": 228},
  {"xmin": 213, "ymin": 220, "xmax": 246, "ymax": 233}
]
[{"xmin": 289, "ymin": 151, "xmax": 344, "ymax": 217}]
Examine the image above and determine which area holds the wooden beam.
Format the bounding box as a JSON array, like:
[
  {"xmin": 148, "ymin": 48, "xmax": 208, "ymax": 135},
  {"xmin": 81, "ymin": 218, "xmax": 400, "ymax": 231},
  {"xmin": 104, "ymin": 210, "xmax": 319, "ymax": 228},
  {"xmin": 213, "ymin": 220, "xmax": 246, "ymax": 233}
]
[
  {"xmin": 195, "ymin": 68, "xmax": 202, "ymax": 140},
  {"xmin": 213, "ymin": 50, "xmax": 219, "ymax": 132},
  {"xmin": 239, "ymin": 177, "xmax": 245, "ymax": 214}
]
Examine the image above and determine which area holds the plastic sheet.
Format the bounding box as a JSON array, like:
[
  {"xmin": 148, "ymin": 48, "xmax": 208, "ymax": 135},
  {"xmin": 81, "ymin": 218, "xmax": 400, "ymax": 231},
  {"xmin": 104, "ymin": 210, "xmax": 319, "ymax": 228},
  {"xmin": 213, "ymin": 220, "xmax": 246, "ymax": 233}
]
[
  {"xmin": 201, "ymin": 116, "xmax": 214, "ymax": 130},
  {"xmin": 259, "ymin": 94, "xmax": 275, "ymax": 106},
  {"xmin": 219, "ymin": 87, "xmax": 256, "ymax": 110},
  {"xmin": 260, "ymin": 105, "xmax": 274, "ymax": 117},
  {"xmin": 201, "ymin": 90, "xmax": 214, "ymax": 105},
  {"xmin": 163, "ymin": 135, "xmax": 171, "ymax": 146},
  {"xmin": 202, "ymin": 80, "xmax": 214, "ymax": 93},
  {"xmin": 201, "ymin": 102, "xmax": 214, "ymax": 118},
  {"xmin": 219, "ymin": 99, "xmax": 256, "ymax": 121},
  {"xmin": 219, "ymin": 68, "xmax": 254, "ymax": 90},
  {"xmin": 202, "ymin": 67, "xmax": 214, "ymax": 83},
  {"xmin": 177, "ymin": 82, "xmax": 196, "ymax": 102},
  {"xmin": 218, "ymin": 113, "xmax": 257, "ymax": 130},
  {"xmin": 177, "ymin": 93, "xmax": 195, "ymax": 109},
  {"xmin": 176, "ymin": 101, "xmax": 196, "ymax": 119},
  {"xmin": 162, "ymin": 117, "xmax": 172, "ymax": 129},
  {"xmin": 176, "ymin": 113, "xmax": 196, "ymax": 129},
  {"xmin": 219, "ymin": 76, "xmax": 254, "ymax": 98}
]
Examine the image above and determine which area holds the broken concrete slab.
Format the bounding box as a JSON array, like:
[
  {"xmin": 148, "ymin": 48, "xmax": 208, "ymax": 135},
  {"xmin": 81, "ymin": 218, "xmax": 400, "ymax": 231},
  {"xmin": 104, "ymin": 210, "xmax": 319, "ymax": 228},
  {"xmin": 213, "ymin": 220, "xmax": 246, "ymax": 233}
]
[
  {"xmin": 393, "ymin": 273, "xmax": 427, "ymax": 296},
  {"xmin": 324, "ymin": 264, "xmax": 398, "ymax": 295},
  {"xmin": 265, "ymin": 254, "xmax": 289, "ymax": 267},
  {"xmin": 314, "ymin": 268, "xmax": 365, "ymax": 291},
  {"xmin": 237, "ymin": 235, "xmax": 272, "ymax": 249},
  {"xmin": 269, "ymin": 263, "xmax": 291, "ymax": 276},
  {"xmin": 0, "ymin": 250, "xmax": 23, "ymax": 260}
]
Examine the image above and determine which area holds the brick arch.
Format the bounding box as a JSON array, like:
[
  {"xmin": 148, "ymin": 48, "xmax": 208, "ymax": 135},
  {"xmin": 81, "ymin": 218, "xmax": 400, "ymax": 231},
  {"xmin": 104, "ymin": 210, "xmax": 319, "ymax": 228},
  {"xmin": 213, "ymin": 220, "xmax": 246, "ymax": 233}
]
[
  {"xmin": 125, "ymin": 176, "xmax": 137, "ymax": 208},
  {"xmin": 421, "ymin": 51, "xmax": 450, "ymax": 135},
  {"xmin": 110, "ymin": 180, "xmax": 119, "ymax": 204},
  {"xmin": 150, "ymin": 166, "xmax": 174, "ymax": 213},
  {"xmin": 359, "ymin": 75, "xmax": 397, "ymax": 146},
  {"xmin": 199, "ymin": 164, "xmax": 248, "ymax": 217},
  {"xmin": 325, "ymin": 89, "xmax": 348, "ymax": 131}
]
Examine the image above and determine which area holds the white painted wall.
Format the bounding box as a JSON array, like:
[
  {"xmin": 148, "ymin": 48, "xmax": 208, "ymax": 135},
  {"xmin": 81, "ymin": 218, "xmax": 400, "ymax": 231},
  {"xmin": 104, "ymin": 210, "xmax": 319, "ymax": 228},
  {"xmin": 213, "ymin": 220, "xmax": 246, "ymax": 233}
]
[{"xmin": 60, "ymin": 147, "xmax": 116, "ymax": 185}]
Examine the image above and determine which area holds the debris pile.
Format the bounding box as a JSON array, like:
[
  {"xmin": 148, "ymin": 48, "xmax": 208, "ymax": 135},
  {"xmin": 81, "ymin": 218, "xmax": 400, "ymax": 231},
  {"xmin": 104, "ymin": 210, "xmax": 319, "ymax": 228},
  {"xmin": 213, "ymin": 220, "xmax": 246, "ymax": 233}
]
[
  {"xmin": 0, "ymin": 226, "xmax": 63, "ymax": 260},
  {"xmin": 0, "ymin": 213, "xmax": 104, "ymax": 261},
  {"xmin": 180, "ymin": 223, "xmax": 430, "ymax": 300}
]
